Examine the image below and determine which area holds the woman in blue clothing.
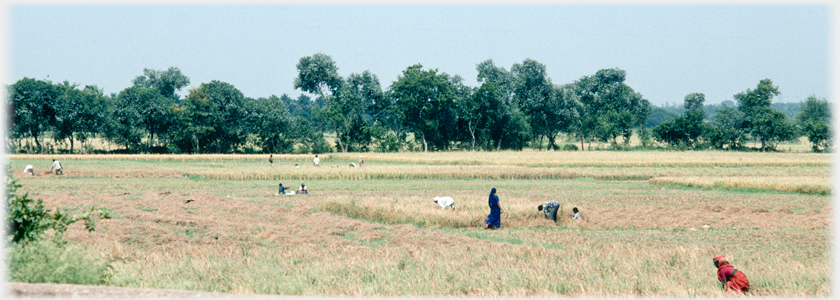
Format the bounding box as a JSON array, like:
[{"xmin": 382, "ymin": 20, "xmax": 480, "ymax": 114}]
[{"xmin": 484, "ymin": 188, "xmax": 503, "ymax": 229}]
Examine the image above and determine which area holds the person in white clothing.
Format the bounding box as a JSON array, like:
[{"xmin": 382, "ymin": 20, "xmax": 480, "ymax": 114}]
[
  {"xmin": 23, "ymin": 165, "xmax": 34, "ymax": 176},
  {"xmin": 313, "ymin": 155, "xmax": 320, "ymax": 166},
  {"xmin": 570, "ymin": 207, "xmax": 582, "ymax": 220},
  {"xmin": 433, "ymin": 196, "xmax": 455, "ymax": 209},
  {"xmin": 50, "ymin": 159, "xmax": 63, "ymax": 175}
]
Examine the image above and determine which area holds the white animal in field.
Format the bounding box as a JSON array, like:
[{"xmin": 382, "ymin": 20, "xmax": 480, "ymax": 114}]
[{"xmin": 433, "ymin": 196, "xmax": 455, "ymax": 210}]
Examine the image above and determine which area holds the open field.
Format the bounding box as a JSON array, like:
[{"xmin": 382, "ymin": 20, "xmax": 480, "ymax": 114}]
[{"xmin": 6, "ymin": 151, "xmax": 832, "ymax": 296}]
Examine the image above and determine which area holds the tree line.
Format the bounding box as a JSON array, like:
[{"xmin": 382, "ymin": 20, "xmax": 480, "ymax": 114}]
[{"xmin": 6, "ymin": 54, "xmax": 832, "ymax": 154}]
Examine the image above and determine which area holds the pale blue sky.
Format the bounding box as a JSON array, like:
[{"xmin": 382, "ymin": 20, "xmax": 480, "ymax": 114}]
[{"xmin": 8, "ymin": 4, "xmax": 830, "ymax": 105}]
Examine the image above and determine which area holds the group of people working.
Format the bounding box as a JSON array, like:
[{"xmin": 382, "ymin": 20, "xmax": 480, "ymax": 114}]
[
  {"xmin": 484, "ymin": 187, "xmax": 750, "ymax": 294},
  {"xmin": 278, "ymin": 183, "xmax": 308, "ymax": 195},
  {"xmin": 21, "ymin": 159, "xmax": 63, "ymax": 176},
  {"xmin": 269, "ymin": 154, "xmax": 363, "ymax": 168}
]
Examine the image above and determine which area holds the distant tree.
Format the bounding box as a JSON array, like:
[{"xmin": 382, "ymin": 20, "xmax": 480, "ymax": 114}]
[
  {"xmin": 749, "ymin": 107, "xmax": 797, "ymax": 151},
  {"xmin": 652, "ymin": 93, "xmax": 707, "ymax": 148},
  {"xmin": 114, "ymin": 86, "xmax": 173, "ymax": 152},
  {"xmin": 511, "ymin": 59, "xmax": 555, "ymax": 150},
  {"xmin": 709, "ymin": 106, "xmax": 747, "ymax": 149},
  {"xmin": 247, "ymin": 95, "xmax": 293, "ymax": 153},
  {"xmin": 734, "ymin": 79, "xmax": 793, "ymax": 151},
  {"xmin": 132, "ymin": 67, "xmax": 190, "ymax": 102},
  {"xmin": 294, "ymin": 53, "xmax": 342, "ymax": 104},
  {"xmin": 327, "ymin": 71, "xmax": 383, "ymax": 152},
  {"xmin": 645, "ymin": 106, "xmax": 680, "ymax": 128},
  {"xmin": 171, "ymin": 81, "xmax": 247, "ymax": 153},
  {"xmin": 389, "ymin": 64, "xmax": 458, "ymax": 152},
  {"xmin": 796, "ymin": 95, "xmax": 831, "ymax": 152},
  {"xmin": 574, "ymin": 68, "xmax": 650, "ymax": 149},
  {"xmin": 9, "ymin": 78, "xmax": 60, "ymax": 152},
  {"xmin": 461, "ymin": 83, "xmax": 495, "ymax": 151}
]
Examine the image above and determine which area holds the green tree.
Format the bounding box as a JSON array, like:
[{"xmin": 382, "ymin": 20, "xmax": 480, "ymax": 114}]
[
  {"xmin": 114, "ymin": 86, "xmax": 174, "ymax": 152},
  {"xmin": 9, "ymin": 78, "xmax": 60, "ymax": 152},
  {"xmin": 170, "ymin": 81, "xmax": 247, "ymax": 153},
  {"xmin": 709, "ymin": 106, "xmax": 747, "ymax": 149},
  {"xmin": 328, "ymin": 71, "xmax": 383, "ymax": 152},
  {"xmin": 652, "ymin": 93, "xmax": 707, "ymax": 148},
  {"xmin": 294, "ymin": 53, "xmax": 342, "ymax": 103},
  {"xmin": 389, "ymin": 64, "xmax": 458, "ymax": 151},
  {"xmin": 247, "ymin": 95, "xmax": 293, "ymax": 153},
  {"xmin": 132, "ymin": 67, "xmax": 190, "ymax": 102},
  {"xmin": 511, "ymin": 59, "xmax": 554, "ymax": 150},
  {"xmin": 796, "ymin": 95, "xmax": 831, "ymax": 152},
  {"xmin": 574, "ymin": 68, "xmax": 650, "ymax": 149},
  {"xmin": 734, "ymin": 78, "xmax": 788, "ymax": 151}
]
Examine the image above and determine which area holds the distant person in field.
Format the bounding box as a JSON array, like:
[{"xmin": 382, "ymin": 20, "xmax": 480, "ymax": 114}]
[
  {"xmin": 278, "ymin": 183, "xmax": 287, "ymax": 195},
  {"xmin": 23, "ymin": 165, "xmax": 34, "ymax": 176},
  {"xmin": 50, "ymin": 159, "xmax": 63, "ymax": 175},
  {"xmin": 298, "ymin": 183, "xmax": 308, "ymax": 194},
  {"xmin": 359, "ymin": 156, "xmax": 364, "ymax": 167},
  {"xmin": 570, "ymin": 207, "xmax": 582, "ymax": 220},
  {"xmin": 269, "ymin": 154, "xmax": 274, "ymax": 167},
  {"xmin": 314, "ymin": 154, "xmax": 320, "ymax": 166},
  {"xmin": 537, "ymin": 200, "xmax": 560, "ymax": 222},
  {"xmin": 713, "ymin": 255, "xmax": 750, "ymax": 293},
  {"xmin": 484, "ymin": 188, "xmax": 502, "ymax": 229},
  {"xmin": 433, "ymin": 196, "xmax": 455, "ymax": 209}
]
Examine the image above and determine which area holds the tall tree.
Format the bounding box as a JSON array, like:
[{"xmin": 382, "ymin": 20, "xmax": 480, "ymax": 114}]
[
  {"xmin": 389, "ymin": 64, "xmax": 458, "ymax": 152},
  {"xmin": 248, "ymin": 95, "xmax": 293, "ymax": 153},
  {"xmin": 9, "ymin": 78, "xmax": 60, "ymax": 152},
  {"xmin": 796, "ymin": 95, "xmax": 831, "ymax": 152},
  {"xmin": 574, "ymin": 68, "xmax": 650, "ymax": 149},
  {"xmin": 114, "ymin": 86, "xmax": 173, "ymax": 151},
  {"xmin": 294, "ymin": 53, "xmax": 342, "ymax": 105},
  {"xmin": 734, "ymin": 79, "xmax": 791, "ymax": 151},
  {"xmin": 511, "ymin": 59, "xmax": 554, "ymax": 150},
  {"xmin": 132, "ymin": 67, "xmax": 190, "ymax": 102},
  {"xmin": 327, "ymin": 71, "xmax": 383, "ymax": 152},
  {"xmin": 171, "ymin": 81, "xmax": 247, "ymax": 153}
]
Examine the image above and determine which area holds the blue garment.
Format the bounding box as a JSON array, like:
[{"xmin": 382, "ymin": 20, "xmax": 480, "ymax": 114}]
[
  {"xmin": 279, "ymin": 186, "xmax": 287, "ymax": 194},
  {"xmin": 484, "ymin": 188, "xmax": 501, "ymax": 228}
]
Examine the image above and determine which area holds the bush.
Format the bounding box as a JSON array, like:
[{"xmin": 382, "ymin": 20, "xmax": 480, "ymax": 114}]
[{"xmin": 7, "ymin": 239, "xmax": 112, "ymax": 285}]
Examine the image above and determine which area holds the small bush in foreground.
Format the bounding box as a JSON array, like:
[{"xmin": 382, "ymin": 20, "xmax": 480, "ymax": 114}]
[{"xmin": 7, "ymin": 239, "xmax": 112, "ymax": 285}]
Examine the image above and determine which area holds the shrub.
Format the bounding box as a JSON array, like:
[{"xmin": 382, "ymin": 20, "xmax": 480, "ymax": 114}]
[{"xmin": 7, "ymin": 239, "xmax": 112, "ymax": 285}]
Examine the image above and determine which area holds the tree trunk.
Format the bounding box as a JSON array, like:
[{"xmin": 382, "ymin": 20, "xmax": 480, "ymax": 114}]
[
  {"xmin": 336, "ymin": 131, "xmax": 346, "ymax": 153},
  {"xmin": 422, "ymin": 136, "xmax": 428, "ymax": 152},
  {"xmin": 580, "ymin": 134, "xmax": 585, "ymax": 152},
  {"xmin": 69, "ymin": 137, "xmax": 74, "ymax": 153},
  {"xmin": 496, "ymin": 135, "xmax": 503, "ymax": 151}
]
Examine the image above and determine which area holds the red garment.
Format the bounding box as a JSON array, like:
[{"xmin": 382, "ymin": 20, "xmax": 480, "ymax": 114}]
[{"xmin": 717, "ymin": 265, "xmax": 750, "ymax": 293}]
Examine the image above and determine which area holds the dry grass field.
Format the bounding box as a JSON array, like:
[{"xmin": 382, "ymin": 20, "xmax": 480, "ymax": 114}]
[{"xmin": 6, "ymin": 150, "xmax": 832, "ymax": 297}]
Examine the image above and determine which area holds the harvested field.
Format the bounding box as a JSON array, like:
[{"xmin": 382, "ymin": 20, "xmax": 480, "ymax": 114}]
[{"xmin": 5, "ymin": 151, "xmax": 831, "ymax": 297}]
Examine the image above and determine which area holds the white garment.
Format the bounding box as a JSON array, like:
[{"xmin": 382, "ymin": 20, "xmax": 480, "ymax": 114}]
[
  {"xmin": 572, "ymin": 212, "xmax": 582, "ymax": 220},
  {"xmin": 51, "ymin": 161, "xmax": 61, "ymax": 170},
  {"xmin": 23, "ymin": 165, "xmax": 33, "ymax": 175},
  {"xmin": 314, "ymin": 157, "xmax": 320, "ymax": 165},
  {"xmin": 433, "ymin": 196, "xmax": 455, "ymax": 209}
]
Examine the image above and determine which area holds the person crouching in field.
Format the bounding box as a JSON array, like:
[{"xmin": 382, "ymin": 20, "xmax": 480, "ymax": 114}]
[
  {"xmin": 50, "ymin": 159, "xmax": 63, "ymax": 175},
  {"xmin": 570, "ymin": 207, "xmax": 582, "ymax": 220},
  {"xmin": 433, "ymin": 196, "xmax": 455, "ymax": 209},
  {"xmin": 713, "ymin": 255, "xmax": 750, "ymax": 293},
  {"xmin": 484, "ymin": 188, "xmax": 502, "ymax": 229},
  {"xmin": 298, "ymin": 183, "xmax": 308, "ymax": 194},
  {"xmin": 538, "ymin": 200, "xmax": 560, "ymax": 222},
  {"xmin": 278, "ymin": 183, "xmax": 287, "ymax": 195}
]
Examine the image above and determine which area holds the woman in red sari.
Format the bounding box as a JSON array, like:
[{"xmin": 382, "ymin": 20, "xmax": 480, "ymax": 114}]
[{"xmin": 713, "ymin": 255, "xmax": 750, "ymax": 293}]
